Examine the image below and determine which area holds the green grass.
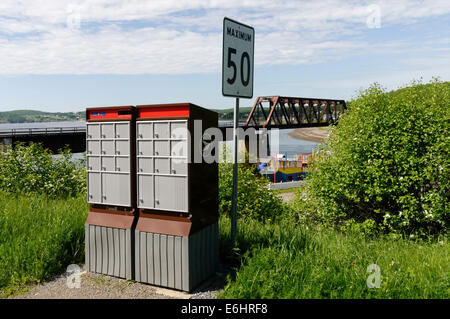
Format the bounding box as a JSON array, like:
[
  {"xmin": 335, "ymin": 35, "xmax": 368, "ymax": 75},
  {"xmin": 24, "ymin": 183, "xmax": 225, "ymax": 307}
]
[
  {"xmin": 0, "ymin": 189, "xmax": 447, "ymax": 299},
  {"xmin": 0, "ymin": 192, "xmax": 88, "ymax": 296},
  {"xmin": 218, "ymin": 215, "xmax": 449, "ymax": 299}
]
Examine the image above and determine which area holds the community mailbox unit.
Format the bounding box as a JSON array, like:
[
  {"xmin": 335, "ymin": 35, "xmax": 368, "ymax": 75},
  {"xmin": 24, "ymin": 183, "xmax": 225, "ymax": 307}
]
[
  {"xmin": 84, "ymin": 103, "xmax": 219, "ymax": 292},
  {"xmin": 134, "ymin": 103, "xmax": 219, "ymax": 292},
  {"xmin": 84, "ymin": 106, "xmax": 137, "ymax": 279}
]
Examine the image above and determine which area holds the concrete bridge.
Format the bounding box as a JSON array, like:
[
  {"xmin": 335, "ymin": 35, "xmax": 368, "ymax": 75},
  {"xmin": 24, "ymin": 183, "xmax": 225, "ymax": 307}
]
[
  {"xmin": 0, "ymin": 122, "xmax": 86, "ymax": 153},
  {"xmin": 0, "ymin": 121, "xmax": 244, "ymax": 153}
]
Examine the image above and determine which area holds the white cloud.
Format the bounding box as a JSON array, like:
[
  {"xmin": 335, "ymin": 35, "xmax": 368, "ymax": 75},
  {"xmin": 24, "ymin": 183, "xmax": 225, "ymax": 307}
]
[{"xmin": 0, "ymin": 0, "xmax": 448, "ymax": 74}]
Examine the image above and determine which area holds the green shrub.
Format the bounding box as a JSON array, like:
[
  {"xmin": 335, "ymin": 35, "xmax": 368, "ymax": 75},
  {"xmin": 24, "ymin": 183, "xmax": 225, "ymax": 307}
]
[
  {"xmin": 219, "ymin": 158, "xmax": 286, "ymax": 221},
  {"xmin": 296, "ymin": 79, "xmax": 449, "ymax": 237},
  {"xmin": 0, "ymin": 142, "xmax": 86, "ymax": 198}
]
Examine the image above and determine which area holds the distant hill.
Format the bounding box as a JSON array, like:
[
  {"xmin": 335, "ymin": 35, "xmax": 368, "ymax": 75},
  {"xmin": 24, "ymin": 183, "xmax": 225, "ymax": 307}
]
[
  {"xmin": 0, "ymin": 108, "xmax": 252, "ymax": 123},
  {"xmin": 0, "ymin": 110, "xmax": 85, "ymax": 123}
]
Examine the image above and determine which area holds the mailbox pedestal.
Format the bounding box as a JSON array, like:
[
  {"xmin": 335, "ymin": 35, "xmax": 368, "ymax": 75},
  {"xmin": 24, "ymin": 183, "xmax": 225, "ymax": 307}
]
[
  {"xmin": 134, "ymin": 103, "xmax": 219, "ymax": 291},
  {"xmin": 85, "ymin": 106, "xmax": 137, "ymax": 279},
  {"xmin": 135, "ymin": 222, "xmax": 219, "ymax": 292}
]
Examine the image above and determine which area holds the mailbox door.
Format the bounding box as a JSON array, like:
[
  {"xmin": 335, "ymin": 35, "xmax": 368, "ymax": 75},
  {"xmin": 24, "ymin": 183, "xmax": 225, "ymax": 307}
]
[
  {"xmin": 87, "ymin": 141, "xmax": 100, "ymax": 155},
  {"xmin": 116, "ymin": 140, "xmax": 129, "ymax": 156},
  {"xmin": 138, "ymin": 175, "xmax": 154, "ymax": 208},
  {"xmin": 154, "ymin": 141, "xmax": 170, "ymax": 156},
  {"xmin": 137, "ymin": 122, "xmax": 153, "ymax": 139},
  {"xmin": 154, "ymin": 175, "xmax": 188, "ymax": 211},
  {"xmin": 101, "ymin": 123, "xmax": 114, "ymax": 139},
  {"xmin": 154, "ymin": 158, "xmax": 170, "ymax": 174},
  {"xmin": 170, "ymin": 140, "xmax": 187, "ymax": 157},
  {"xmin": 87, "ymin": 172, "xmax": 101, "ymax": 203},
  {"xmin": 137, "ymin": 141, "xmax": 153, "ymax": 156},
  {"xmin": 101, "ymin": 140, "xmax": 115, "ymax": 155},
  {"xmin": 153, "ymin": 122, "xmax": 169, "ymax": 139},
  {"xmin": 171, "ymin": 158, "xmax": 187, "ymax": 175},
  {"xmin": 87, "ymin": 124, "xmax": 100, "ymax": 139},
  {"xmin": 138, "ymin": 157, "xmax": 153, "ymax": 174},
  {"xmin": 116, "ymin": 157, "xmax": 129, "ymax": 173},
  {"xmin": 101, "ymin": 156, "xmax": 115, "ymax": 172},
  {"xmin": 170, "ymin": 122, "xmax": 188, "ymax": 139},
  {"xmin": 115, "ymin": 123, "xmax": 130, "ymax": 139},
  {"xmin": 87, "ymin": 156, "xmax": 101, "ymax": 171},
  {"xmin": 102, "ymin": 173, "xmax": 130, "ymax": 206}
]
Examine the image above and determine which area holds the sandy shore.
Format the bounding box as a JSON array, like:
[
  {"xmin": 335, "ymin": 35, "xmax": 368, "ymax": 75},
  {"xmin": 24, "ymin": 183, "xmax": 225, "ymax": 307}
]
[{"xmin": 287, "ymin": 127, "xmax": 330, "ymax": 143}]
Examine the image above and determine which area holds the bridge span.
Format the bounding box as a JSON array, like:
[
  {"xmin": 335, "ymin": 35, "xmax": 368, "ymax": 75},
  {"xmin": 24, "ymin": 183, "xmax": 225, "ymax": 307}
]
[{"xmin": 0, "ymin": 96, "xmax": 346, "ymax": 153}]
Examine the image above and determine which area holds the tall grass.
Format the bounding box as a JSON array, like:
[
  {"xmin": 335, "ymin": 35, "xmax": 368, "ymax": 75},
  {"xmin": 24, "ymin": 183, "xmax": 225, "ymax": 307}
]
[
  {"xmin": 0, "ymin": 192, "xmax": 88, "ymax": 296},
  {"xmin": 218, "ymin": 215, "xmax": 449, "ymax": 299}
]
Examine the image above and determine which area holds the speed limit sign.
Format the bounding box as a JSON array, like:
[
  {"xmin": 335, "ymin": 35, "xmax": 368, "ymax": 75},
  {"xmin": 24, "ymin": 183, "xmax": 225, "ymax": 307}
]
[{"xmin": 222, "ymin": 17, "xmax": 254, "ymax": 98}]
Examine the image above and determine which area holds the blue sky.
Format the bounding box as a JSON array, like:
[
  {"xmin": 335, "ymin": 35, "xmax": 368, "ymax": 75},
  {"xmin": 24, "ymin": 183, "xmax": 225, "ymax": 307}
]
[{"xmin": 0, "ymin": 0, "xmax": 448, "ymax": 112}]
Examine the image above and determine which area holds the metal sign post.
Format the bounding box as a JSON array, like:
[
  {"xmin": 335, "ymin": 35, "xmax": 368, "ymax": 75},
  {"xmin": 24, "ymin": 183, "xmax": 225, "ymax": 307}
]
[
  {"xmin": 230, "ymin": 96, "xmax": 239, "ymax": 250},
  {"xmin": 222, "ymin": 17, "xmax": 254, "ymax": 251}
]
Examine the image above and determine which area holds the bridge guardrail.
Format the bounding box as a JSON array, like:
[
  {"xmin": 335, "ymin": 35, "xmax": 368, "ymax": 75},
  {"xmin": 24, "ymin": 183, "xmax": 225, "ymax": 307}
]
[
  {"xmin": 0, "ymin": 121, "xmax": 246, "ymax": 138},
  {"xmin": 218, "ymin": 120, "xmax": 247, "ymax": 127},
  {"xmin": 0, "ymin": 126, "xmax": 86, "ymax": 137}
]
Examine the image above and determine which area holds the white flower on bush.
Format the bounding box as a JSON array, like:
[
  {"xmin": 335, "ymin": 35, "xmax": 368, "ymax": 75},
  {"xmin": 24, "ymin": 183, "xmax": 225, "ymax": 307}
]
[{"xmin": 423, "ymin": 210, "xmax": 433, "ymax": 219}]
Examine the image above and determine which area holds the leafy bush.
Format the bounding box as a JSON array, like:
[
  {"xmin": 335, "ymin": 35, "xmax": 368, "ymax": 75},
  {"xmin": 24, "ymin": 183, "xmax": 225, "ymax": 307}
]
[
  {"xmin": 295, "ymin": 79, "xmax": 449, "ymax": 236},
  {"xmin": 0, "ymin": 142, "xmax": 86, "ymax": 198},
  {"xmin": 219, "ymin": 153, "xmax": 286, "ymax": 221}
]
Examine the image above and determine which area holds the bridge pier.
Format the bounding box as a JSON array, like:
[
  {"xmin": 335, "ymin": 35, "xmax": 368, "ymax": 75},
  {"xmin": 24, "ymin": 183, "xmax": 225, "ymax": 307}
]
[
  {"xmin": 238, "ymin": 129, "xmax": 271, "ymax": 162},
  {"xmin": 0, "ymin": 134, "xmax": 86, "ymax": 154},
  {"xmin": 222, "ymin": 127, "xmax": 271, "ymax": 163},
  {"xmin": 0, "ymin": 138, "xmax": 12, "ymax": 153}
]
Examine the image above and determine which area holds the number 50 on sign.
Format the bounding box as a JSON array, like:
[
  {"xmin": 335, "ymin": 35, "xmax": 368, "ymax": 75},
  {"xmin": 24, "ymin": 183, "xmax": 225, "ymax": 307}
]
[{"xmin": 222, "ymin": 17, "xmax": 255, "ymax": 98}]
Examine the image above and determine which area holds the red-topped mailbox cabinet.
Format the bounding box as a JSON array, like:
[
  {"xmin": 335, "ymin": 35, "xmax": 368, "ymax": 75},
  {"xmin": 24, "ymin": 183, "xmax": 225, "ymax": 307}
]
[
  {"xmin": 85, "ymin": 106, "xmax": 137, "ymax": 279},
  {"xmin": 134, "ymin": 103, "xmax": 219, "ymax": 291},
  {"xmin": 85, "ymin": 103, "xmax": 219, "ymax": 292}
]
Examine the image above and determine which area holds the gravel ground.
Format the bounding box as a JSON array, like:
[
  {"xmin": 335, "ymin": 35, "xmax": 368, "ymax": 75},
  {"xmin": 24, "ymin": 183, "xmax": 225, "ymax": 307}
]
[
  {"xmin": 277, "ymin": 191, "xmax": 295, "ymax": 203},
  {"xmin": 10, "ymin": 264, "xmax": 231, "ymax": 299}
]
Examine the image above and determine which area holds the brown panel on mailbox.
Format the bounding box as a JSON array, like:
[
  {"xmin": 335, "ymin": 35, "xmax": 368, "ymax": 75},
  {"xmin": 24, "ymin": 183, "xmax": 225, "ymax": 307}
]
[
  {"xmin": 86, "ymin": 211, "xmax": 136, "ymax": 230},
  {"xmin": 136, "ymin": 214, "xmax": 192, "ymax": 237}
]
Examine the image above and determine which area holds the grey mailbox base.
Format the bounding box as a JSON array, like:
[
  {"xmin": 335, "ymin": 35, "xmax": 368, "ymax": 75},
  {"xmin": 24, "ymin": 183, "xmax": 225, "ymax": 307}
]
[
  {"xmin": 135, "ymin": 222, "xmax": 219, "ymax": 292},
  {"xmin": 85, "ymin": 224, "xmax": 134, "ymax": 279}
]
